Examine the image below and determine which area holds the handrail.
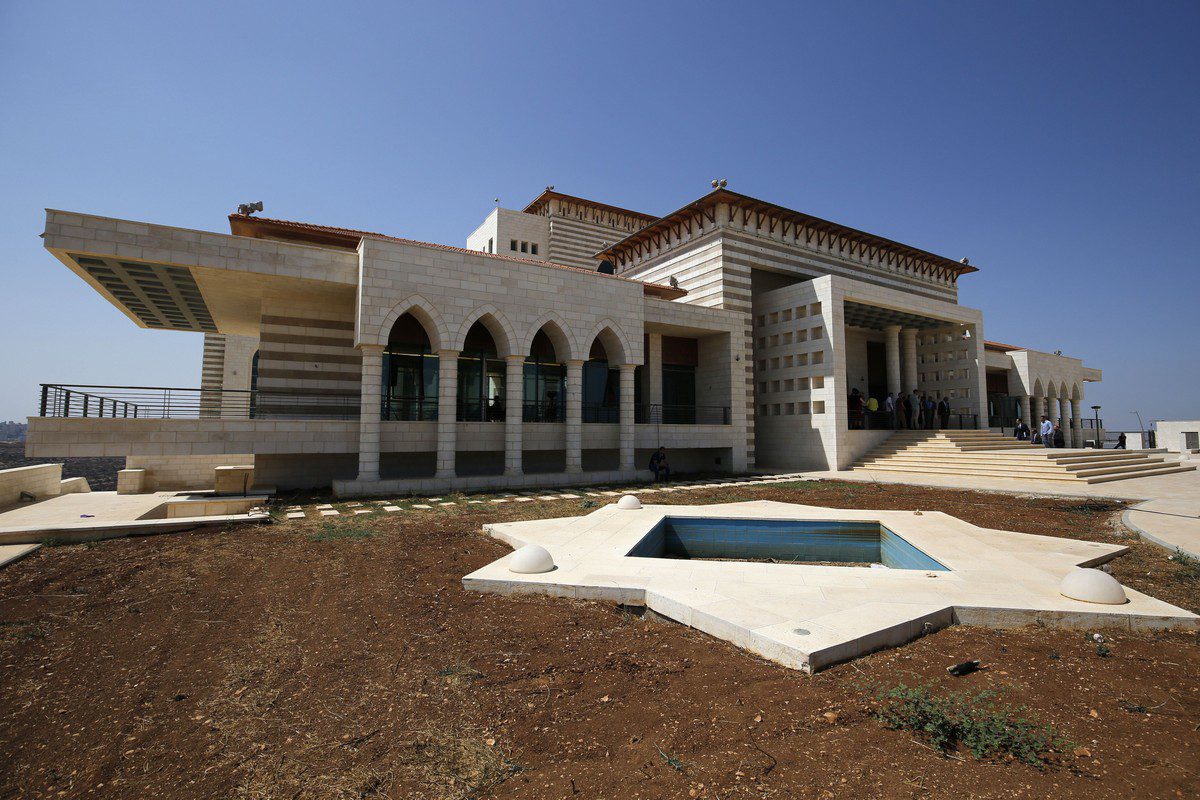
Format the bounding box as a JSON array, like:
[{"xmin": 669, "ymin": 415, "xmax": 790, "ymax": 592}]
[{"xmin": 38, "ymin": 383, "xmax": 359, "ymax": 420}]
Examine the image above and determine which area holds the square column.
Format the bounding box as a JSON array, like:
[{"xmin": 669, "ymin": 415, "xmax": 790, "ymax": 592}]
[
  {"xmin": 647, "ymin": 333, "xmax": 664, "ymax": 407},
  {"xmin": 883, "ymin": 325, "xmax": 902, "ymax": 398},
  {"xmin": 1069, "ymin": 398, "xmax": 1082, "ymax": 448},
  {"xmin": 565, "ymin": 359, "xmax": 584, "ymax": 473},
  {"xmin": 436, "ymin": 349, "xmax": 459, "ymax": 478},
  {"xmin": 900, "ymin": 328, "xmax": 918, "ymax": 393},
  {"xmin": 619, "ymin": 363, "xmax": 637, "ymax": 472},
  {"xmin": 504, "ymin": 355, "xmax": 524, "ymax": 476},
  {"xmin": 356, "ymin": 344, "xmax": 385, "ymax": 482}
]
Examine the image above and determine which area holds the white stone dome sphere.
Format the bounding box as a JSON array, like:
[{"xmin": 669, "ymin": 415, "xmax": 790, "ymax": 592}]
[
  {"xmin": 1059, "ymin": 568, "xmax": 1127, "ymax": 605},
  {"xmin": 617, "ymin": 494, "xmax": 643, "ymax": 510},
  {"xmin": 509, "ymin": 544, "xmax": 555, "ymax": 574}
]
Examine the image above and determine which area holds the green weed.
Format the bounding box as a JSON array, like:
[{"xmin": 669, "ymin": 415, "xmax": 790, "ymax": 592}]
[{"xmin": 869, "ymin": 682, "xmax": 1066, "ymax": 767}]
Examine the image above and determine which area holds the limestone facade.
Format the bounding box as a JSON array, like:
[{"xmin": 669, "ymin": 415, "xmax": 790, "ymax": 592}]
[{"xmin": 26, "ymin": 185, "xmax": 1102, "ymax": 491}]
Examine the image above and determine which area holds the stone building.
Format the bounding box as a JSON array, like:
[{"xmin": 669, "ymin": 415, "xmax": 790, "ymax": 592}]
[{"xmin": 25, "ymin": 185, "xmax": 1103, "ymax": 493}]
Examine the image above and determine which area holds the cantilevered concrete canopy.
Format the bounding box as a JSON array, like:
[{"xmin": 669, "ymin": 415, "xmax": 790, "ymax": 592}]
[{"xmin": 843, "ymin": 300, "xmax": 965, "ymax": 331}]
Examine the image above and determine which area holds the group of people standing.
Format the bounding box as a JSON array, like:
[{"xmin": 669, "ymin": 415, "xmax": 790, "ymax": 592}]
[
  {"xmin": 1013, "ymin": 416, "xmax": 1068, "ymax": 447},
  {"xmin": 848, "ymin": 388, "xmax": 952, "ymax": 430}
]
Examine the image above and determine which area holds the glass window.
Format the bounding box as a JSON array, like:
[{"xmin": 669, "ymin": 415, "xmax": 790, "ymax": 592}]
[
  {"xmin": 524, "ymin": 329, "xmax": 565, "ymax": 421},
  {"xmin": 457, "ymin": 322, "xmax": 505, "ymax": 421},
  {"xmin": 662, "ymin": 364, "xmax": 696, "ymax": 423},
  {"xmin": 383, "ymin": 313, "xmax": 439, "ymax": 421}
]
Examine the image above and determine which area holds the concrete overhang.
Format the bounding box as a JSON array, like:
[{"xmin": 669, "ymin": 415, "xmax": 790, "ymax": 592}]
[{"xmin": 42, "ymin": 210, "xmax": 358, "ymax": 337}]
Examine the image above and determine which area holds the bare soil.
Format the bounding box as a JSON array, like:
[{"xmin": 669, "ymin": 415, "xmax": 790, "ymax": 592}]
[{"xmin": 1, "ymin": 480, "xmax": 1197, "ymax": 799}]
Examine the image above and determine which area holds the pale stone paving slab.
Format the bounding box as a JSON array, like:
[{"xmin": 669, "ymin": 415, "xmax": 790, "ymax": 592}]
[
  {"xmin": 382, "ymin": 506, "xmax": 401, "ymax": 512},
  {"xmin": 319, "ymin": 510, "xmax": 339, "ymax": 517},
  {"xmin": 464, "ymin": 500, "xmax": 1198, "ymax": 673},
  {"xmin": 286, "ymin": 512, "xmax": 306, "ymax": 520}
]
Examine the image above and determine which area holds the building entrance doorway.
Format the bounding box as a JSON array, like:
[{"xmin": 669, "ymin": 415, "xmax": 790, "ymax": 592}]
[{"xmin": 866, "ymin": 341, "xmax": 887, "ymax": 401}]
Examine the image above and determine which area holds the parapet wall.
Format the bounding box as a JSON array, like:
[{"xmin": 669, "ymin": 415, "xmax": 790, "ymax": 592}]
[{"xmin": 0, "ymin": 464, "xmax": 63, "ymax": 507}]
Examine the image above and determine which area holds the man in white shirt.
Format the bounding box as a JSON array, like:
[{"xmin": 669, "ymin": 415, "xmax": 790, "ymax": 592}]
[{"xmin": 1040, "ymin": 416, "xmax": 1055, "ymax": 448}]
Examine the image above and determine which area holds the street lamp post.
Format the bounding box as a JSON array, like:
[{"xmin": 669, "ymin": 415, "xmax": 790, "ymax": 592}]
[{"xmin": 1091, "ymin": 405, "xmax": 1102, "ymax": 449}]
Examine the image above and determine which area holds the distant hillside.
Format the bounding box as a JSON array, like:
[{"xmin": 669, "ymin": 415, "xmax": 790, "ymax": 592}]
[{"xmin": 0, "ymin": 421, "xmax": 27, "ymax": 441}]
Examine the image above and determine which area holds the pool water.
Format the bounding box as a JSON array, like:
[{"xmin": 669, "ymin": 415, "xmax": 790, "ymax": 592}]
[{"xmin": 626, "ymin": 517, "xmax": 948, "ymax": 571}]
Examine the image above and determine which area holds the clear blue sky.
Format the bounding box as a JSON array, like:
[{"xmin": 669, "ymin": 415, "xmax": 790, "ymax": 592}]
[{"xmin": 2, "ymin": 1, "xmax": 1197, "ymax": 426}]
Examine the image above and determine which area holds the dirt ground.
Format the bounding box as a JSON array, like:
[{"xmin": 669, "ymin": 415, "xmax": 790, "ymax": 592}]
[{"xmin": 1, "ymin": 480, "xmax": 1197, "ymax": 799}]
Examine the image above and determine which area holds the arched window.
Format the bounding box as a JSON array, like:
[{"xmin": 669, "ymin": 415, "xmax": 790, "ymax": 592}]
[
  {"xmin": 457, "ymin": 321, "xmax": 506, "ymax": 421},
  {"xmin": 582, "ymin": 338, "xmax": 619, "ymax": 422},
  {"xmin": 524, "ymin": 329, "xmax": 565, "ymax": 422},
  {"xmin": 384, "ymin": 313, "xmax": 439, "ymax": 420}
]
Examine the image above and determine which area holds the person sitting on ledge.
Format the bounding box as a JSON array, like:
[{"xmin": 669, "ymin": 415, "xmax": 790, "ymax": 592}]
[{"xmin": 648, "ymin": 446, "xmax": 671, "ymax": 482}]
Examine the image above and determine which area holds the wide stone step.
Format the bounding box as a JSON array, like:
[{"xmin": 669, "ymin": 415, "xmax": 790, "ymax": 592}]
[
  {"xmin": 1084, "ymin": 464, "xmax": 1196, "ymax": 483},
  {"xmin": 1070, "ymin": 459, "xmax": 1172, "ymax": 478},
  {"xmin": 866, "ymin": 452, "xmax": 1158, "ymax": 466},
  {"xmin": 857, "ymin": 457, "xmax": 1090, "ymax": 475},
  {"xmin": 851, "ymin": 464, "xmax": 1089, "ymax": 482}
]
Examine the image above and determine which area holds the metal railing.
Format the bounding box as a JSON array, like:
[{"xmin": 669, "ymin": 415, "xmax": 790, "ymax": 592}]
[
  {"xmin": 848, "ymin": 409, "xmax": 979, "ymax": 431},
  {"xmin": 637, "ymin": 404, "xmax": 732, "ymax": 425},
  {"xmin": 456, "ymin": 399, "xmax": 504, "ymax": 422},
  {"xmin": 38, "ymin": 384, "xmax": 359, "ymax": 420},
  {"xmin": 383, "ymin": 396, "xmax": 438, "ymax": 421},
  {"xmin": 522, "ymin": 398, "xmax": 565, "ymax": 423},
  {"xmin": 36, "ymin": 384, "xmax": 733, "ymax": 428},
  {"xmin": 582, "ymin": 402, "xmax": 620, "ymax": 424}
]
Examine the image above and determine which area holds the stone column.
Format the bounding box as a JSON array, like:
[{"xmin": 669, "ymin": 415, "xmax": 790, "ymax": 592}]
[
  {"xmin": 504, "ymin": 355, "xmax": 524, "ymax": 476},
  {"xmin": 1019, "ymin": 395, "xmax": 1032, "ymax": 428},
  {"xmin": 1058, "ymin": 397, "xmax": 1069, "ymax": 439},
  {"xmin": 565, "ymin": 360, "xmax": 584, "ymax": 473},
  {"xmin": 435, "ymin": 349, "xmax": 459, "ymax": 478},
  {"xmin": 900, "ymin": 328, "xmax": 918, "ymax": 393},
  {"xmin": 1069, "ymin": 398, "xmax": 1082, "ymax": 448},
  {"xmin": 647, "ymin": 333, "xmax": 664, "ymax": 408},
  {"xmin": 619, "ymin": 364, "xmax": 637, "ymax": 472},
  {"xmin": 883, "ymin": 325, "xmax": 902, "ymax": 398},
  {"xmin": 1032, "ymin": 395, "xmax": 1043, "ymax": 424},
  {"xmin": 356, "ymin": 344, "xmax": 385, "ymax": 482}
]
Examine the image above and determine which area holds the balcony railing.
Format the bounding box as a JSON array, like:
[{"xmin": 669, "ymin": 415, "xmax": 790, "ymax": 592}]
[
  {"xmin": 456, "ymin": 399, "xmax": 503, "ymax": 422},
  {"xmin": 848, "ymin": 409, "xmax": 979, "ymax": 431},
  {"xmin": 36, "ymin": 385, "xmax": 733, "ymax": 427},
  {"xmin": 38, "ymin": 384, "xmax": 359, "ymax": 420},
  {"xmin": 384, "ymin": 396, "xmax": 438, "ymax": 421},
  {"xmin": 582, "ymin": 402, "xmax": 620, "ymax": 424}
]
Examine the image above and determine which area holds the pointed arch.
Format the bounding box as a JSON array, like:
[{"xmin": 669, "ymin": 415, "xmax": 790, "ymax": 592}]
[
  {"xmin": 375, "ymin": 294, "xmax": 449, "ymax": 352},
  {"xmin": 583, "ymin": 318, "xmax": 632, "ymax": 365},
  {"xmin": 1033, "ymin": 378, "xmax": 1044, "ymax": 397},
  {"xmin": 452, "ymin": 304, "xmax": 518, "ymax": 357},
  {"xmin": 522, "ymin": 312, "xmax": 577, "ymax": 362},
  {"xmin": 1071, "ymin": 383, "xmax": 1082, "ymax": 401},
  {"xmin": 1059, "ymin": 382, "xmax": 1070, "ymax": 401}
]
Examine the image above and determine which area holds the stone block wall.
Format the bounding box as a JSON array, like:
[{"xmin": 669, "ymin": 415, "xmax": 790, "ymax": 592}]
[
  {"xmin": 0, "ymin": 464, "xmax": 63, "ymax": 507},
  {"xmin": 126, "ymin": 454, "xmax": 256, "ymax": 491}
]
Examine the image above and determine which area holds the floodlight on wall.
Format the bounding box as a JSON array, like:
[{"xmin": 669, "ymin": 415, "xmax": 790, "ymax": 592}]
[{"xmin": 237, "ymin": 201, "xmax": 264, "ymax": 216}]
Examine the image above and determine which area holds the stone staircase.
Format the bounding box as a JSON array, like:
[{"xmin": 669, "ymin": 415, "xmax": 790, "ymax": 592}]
[{"xmin": 851, "ymin": 430, "xmax": 1196, "ymax": 484}]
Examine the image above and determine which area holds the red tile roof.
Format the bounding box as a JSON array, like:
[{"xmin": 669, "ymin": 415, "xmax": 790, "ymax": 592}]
[{"xmin": 227, "ymin": 214, "xmax": 687, "ymax": 299}]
